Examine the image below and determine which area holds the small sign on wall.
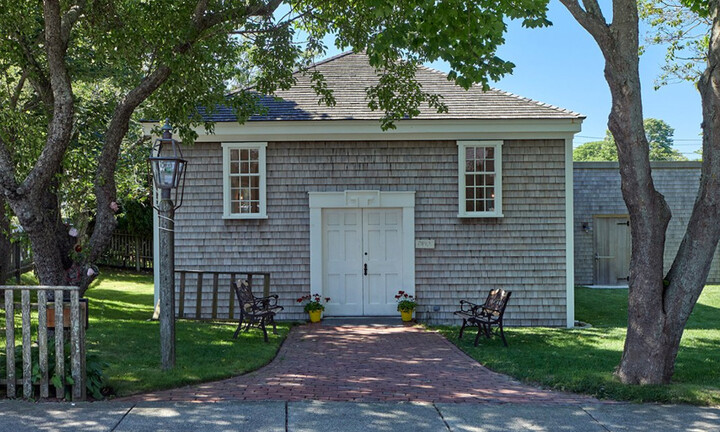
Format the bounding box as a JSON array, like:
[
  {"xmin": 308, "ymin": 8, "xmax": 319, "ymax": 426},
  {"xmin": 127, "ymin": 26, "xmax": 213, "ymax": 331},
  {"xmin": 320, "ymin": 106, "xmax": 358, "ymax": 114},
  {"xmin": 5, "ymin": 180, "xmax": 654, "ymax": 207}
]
[{"xmin": 415, "ymin": 239, "xmax": 435, "ymax": 249}]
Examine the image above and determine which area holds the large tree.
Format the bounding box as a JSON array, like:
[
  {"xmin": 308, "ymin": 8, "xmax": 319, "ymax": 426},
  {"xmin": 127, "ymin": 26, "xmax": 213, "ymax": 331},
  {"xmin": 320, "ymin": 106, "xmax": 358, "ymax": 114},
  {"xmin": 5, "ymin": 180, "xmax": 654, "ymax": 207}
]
[
  {"xmin": 559, "ymin": 0, "xmax": 718, "ymax": 384},
  {"xmin": 0, "ymin": 1, "xmax": 550, "ymax": 294}
]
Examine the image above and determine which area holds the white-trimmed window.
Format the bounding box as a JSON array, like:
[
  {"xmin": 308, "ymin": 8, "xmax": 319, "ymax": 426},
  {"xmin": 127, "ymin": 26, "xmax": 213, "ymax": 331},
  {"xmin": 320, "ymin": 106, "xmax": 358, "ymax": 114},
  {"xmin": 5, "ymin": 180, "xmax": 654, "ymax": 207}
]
[
  {"xmin": 222, "ymin": 142, "xmax": 267, "ymax": 219},
  {"xmin": 458, "ymin": 140, "xmax": 503, "ymax": 218}
]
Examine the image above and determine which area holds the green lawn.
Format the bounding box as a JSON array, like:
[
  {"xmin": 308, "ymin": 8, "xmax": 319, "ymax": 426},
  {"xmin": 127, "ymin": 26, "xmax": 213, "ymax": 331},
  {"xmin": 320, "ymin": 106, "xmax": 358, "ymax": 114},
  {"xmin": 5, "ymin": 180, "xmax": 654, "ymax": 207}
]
[
  {"xmin": 437, "ymin": 286, "xmax": 720, "ymax": 406},
  {"xmin": 3, "ymin": 269, "xmax": 290, "ymax": 398}
]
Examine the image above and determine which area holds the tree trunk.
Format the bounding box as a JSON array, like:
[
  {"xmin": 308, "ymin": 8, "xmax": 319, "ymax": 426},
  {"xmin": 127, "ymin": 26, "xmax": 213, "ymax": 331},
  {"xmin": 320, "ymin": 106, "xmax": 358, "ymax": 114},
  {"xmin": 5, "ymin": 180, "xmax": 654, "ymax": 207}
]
[
  {"xmin": 559, "ymin": 0, "xmax": 677, "ymax": 384},
  {"xmin": 0, "ymin": 196, "xmax": 11, "ymax": 282}
]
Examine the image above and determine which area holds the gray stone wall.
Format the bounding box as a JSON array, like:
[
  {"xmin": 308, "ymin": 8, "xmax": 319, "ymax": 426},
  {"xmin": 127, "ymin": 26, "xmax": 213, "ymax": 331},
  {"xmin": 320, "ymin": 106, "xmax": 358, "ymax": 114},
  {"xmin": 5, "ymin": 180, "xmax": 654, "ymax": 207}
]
[
  {"xmin": 175, "ymin": 139, "xmax": 568, "ymax": 326},
  {"xmin": 573, "ymin": 161, "xmax": 719, "ymax": 285}
]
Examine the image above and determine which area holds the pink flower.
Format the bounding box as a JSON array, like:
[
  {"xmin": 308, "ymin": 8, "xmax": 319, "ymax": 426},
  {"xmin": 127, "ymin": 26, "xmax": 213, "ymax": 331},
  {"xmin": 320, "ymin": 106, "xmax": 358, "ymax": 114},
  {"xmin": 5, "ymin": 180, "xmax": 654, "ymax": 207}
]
[
  {"xmin": 110, "ymin": 201, "xmax": 119, "ymax": 212},
  {"xmin": 87, "ymin": 268, "xmax": 96, "ymax": 277},
  {"xmin": 398, "ymin": 290, "xmax": 405, "ymax": 295},
  {"xmin": 325, "ymin": 298, "xmax": 330, "ymax": 302}
]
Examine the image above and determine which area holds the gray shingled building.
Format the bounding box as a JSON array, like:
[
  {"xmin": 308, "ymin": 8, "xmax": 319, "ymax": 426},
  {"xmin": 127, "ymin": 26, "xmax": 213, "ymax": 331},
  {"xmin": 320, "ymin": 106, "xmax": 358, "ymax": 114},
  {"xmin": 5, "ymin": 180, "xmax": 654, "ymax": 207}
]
[
  {"xmin": 574, "ymin": 161, "xmax": 720, "ymax": 287},
  {"xmin": 145, "ymin": 52, "xmax": 584, "ymax": 327}
]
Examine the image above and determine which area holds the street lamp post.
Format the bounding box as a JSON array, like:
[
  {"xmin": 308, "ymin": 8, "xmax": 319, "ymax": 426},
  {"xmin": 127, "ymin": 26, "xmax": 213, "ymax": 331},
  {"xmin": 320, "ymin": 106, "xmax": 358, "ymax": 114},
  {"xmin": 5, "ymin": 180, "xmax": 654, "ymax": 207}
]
[{"xmin": 148, "ymin": 120, "xmax": 187, "ymax": 370}]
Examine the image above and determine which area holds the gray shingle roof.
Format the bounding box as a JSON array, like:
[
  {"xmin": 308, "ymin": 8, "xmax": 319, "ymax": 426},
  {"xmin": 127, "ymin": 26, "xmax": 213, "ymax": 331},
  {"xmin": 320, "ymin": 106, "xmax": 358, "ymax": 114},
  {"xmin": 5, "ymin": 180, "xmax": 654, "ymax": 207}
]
[{"xmin": 202, "ymin": 52, "xmax": 584, "ymax": 122}]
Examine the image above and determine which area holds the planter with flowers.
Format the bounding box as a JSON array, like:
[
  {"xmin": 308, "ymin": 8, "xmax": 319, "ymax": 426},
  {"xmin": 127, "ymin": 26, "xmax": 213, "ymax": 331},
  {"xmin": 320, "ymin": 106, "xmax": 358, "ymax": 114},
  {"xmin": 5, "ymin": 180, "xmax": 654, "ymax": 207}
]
[
  {"xmin": 298, "ymin": 293, "xmax": 330, "ymax": 323},
  {"xmin": 395, "ymin": 290, "xmax": 417, "ymax": 322}
]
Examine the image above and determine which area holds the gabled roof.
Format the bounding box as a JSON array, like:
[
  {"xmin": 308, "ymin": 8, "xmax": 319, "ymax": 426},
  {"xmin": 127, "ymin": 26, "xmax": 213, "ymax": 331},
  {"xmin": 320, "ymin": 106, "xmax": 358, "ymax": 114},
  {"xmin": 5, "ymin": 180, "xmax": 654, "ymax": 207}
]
[{"xmin": 202, "ymin": 52, "xmax": 584, "ymax": 122}]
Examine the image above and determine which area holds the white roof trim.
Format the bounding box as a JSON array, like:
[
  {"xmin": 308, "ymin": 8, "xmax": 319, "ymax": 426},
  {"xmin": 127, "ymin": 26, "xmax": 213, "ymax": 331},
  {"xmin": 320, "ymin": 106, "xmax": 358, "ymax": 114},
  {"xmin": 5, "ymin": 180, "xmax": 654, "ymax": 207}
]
[{"xmin": 142, "ymin": 118, "xmax": 583, "ymax": 142}]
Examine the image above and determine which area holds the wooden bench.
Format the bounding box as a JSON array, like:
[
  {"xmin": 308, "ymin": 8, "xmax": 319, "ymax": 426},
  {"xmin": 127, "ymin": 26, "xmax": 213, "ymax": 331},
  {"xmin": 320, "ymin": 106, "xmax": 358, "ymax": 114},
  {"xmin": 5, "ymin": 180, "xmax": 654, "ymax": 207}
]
[
  {"xmin": 454, "ymin": 289, "xmax": 512, "ymax": 347},
  {"xmin": 232, "ymin": 280, "xmax": 283, "ymax": 342}
]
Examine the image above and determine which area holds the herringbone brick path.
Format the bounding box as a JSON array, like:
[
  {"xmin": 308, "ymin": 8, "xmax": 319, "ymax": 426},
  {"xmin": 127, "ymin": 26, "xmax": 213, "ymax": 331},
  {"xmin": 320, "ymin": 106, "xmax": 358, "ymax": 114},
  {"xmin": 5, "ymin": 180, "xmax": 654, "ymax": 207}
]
[{"xmin": 123, "ymin": 324, "xmax": 600, "ymax": 404}]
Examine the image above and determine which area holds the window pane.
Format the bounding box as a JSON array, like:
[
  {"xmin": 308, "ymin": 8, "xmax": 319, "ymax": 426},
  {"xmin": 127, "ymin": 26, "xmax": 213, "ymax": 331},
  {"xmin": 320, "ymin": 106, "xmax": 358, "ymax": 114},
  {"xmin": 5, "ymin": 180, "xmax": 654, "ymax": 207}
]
[
  {"xmin": 486, "ymin": 174, "xmax": 495, "ymax": 186},
  {"xmin": 231, "ymin": 202, "xmax": 240, "ymax": 213},
  {"xmin": 487, "ymin": 199, "xmax": 495, "ymax": 211},
  {"xmin": 486, "ymin": 147, "xmax": 494, "ymax": 159},
  {"xmin": 474, "ymin": 160, "xmax": 485, "ymax": 172},
  {"xmin": 466, "ymin": 174, "xmax": 474, "ymax": 187},
  {"xmin": 486, "ymin": 160, "xmax": 495, "ymax": 172},
  {"xmin": 250, "ymin": 161, "xmax": 259, "ymax": 173},
  {"xmin": 466, "ymin": 147, "xmax": 474, "ymax": 161},
  {"xmin": 240, "ymin": 149, "xmax": 249, "ymax": 161},
  {"xmin": 466, "ymin": 200, "xmax": 474, "ymax": 213},
  {"xmin": 250, "ymin": 188, "xmax": 259, "ymax": 201},
  {"xmin": 231, "ymin": 149, "xmax": 239, "ymax": 161},
  {"xmin": 250, "ymin": 149, "xmax": 259, "ymax": 160},
  {"xmin": 476, "ymin": 175, "xmax": 485, "ymax": 187},
  {"xmin": 466, "ymin": 187, "xmax": 474, "ymax": 199},
  {"xmin": 466, "ymin": 160, "xmax": 474, "ymax": 172},
  {"xmin": 476, "ymin": 187, "xmax": 485, "ymax": 199}
]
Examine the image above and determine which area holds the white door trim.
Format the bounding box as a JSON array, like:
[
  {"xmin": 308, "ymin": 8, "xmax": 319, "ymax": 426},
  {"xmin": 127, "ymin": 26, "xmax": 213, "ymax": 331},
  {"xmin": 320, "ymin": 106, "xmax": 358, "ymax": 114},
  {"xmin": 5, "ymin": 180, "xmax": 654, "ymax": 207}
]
[{"xmin": 309, "ymin": 190, "xmax": 415, "ymax": 315}]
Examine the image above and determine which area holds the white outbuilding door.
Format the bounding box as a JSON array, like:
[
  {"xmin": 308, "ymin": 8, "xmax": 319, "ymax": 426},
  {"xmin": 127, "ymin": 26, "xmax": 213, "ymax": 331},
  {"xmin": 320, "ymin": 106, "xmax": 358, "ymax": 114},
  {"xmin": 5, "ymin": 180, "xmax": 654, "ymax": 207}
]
[{"xmin": 309, "ymin": 190, "xmax": 415, "ymax": 317}]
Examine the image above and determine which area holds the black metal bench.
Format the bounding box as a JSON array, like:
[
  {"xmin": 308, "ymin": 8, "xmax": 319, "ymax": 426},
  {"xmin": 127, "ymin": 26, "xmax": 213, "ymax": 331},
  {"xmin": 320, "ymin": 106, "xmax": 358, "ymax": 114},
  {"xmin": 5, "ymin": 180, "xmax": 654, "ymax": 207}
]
[
  {"xmin": 454, "ymin": 289, "xmax": 512, "ymax": 347},
  {"xmin": 232, "ymin": 280, "xmax": 283, "ymax": 342}
]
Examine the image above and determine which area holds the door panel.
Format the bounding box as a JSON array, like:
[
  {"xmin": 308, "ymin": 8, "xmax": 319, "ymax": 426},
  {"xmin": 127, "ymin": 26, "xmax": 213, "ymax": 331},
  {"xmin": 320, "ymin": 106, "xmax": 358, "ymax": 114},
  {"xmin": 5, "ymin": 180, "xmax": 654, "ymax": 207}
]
[
  {"xmin": 594, "ymin": 216, "xmax": 631, "ymax": 285},
  {"xmin": 363, "ymin": 209, "xmax": 403, "ymax": 314},
  {"xmin": 323, "ymin": 209, "xmax": 363, "ymax": 315}
]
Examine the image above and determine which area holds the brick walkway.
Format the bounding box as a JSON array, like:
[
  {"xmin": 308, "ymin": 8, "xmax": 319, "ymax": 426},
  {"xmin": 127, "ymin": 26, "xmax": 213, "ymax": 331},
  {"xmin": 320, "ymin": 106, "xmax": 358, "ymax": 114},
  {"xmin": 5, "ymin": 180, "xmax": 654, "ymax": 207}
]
[{"xmin": 124, "ymin": 323, "xmax": 600, "ymax": 403}]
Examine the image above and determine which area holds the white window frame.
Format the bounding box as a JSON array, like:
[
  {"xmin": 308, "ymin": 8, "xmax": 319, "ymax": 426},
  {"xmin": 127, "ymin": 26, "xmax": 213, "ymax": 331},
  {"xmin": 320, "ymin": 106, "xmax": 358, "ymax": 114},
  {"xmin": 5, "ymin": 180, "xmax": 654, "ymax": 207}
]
[
  {"xmin": 222, "ymin": 142, "xmax": 268, "ymax": 219},
  {"xmin": 457, "ymin": 140, "xmax": 503, "ymax": 218}
]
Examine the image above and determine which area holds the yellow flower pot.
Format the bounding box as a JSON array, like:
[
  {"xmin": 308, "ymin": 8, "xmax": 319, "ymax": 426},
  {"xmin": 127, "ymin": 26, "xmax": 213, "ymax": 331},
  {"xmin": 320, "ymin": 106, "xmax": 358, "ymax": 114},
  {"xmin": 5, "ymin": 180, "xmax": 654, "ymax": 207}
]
[
  {"xmin": 400, "ymin": 309, "xmax": 414, "ymax": 322},
  {"xmin": 308, "ymin": 310, "xmax": 322, "ymax": 323}
]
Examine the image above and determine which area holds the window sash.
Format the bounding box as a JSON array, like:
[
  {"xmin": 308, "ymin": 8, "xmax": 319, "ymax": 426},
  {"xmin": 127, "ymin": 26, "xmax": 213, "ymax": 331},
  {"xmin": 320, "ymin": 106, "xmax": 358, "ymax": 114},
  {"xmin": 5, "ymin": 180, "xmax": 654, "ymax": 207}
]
[
  {"xmin": 458, "ymin": 141, "xmax": 502, "ymax": 218},
  {"xmin": 222, "ymin": 142, "xmax": 267, "ymax": 219}
]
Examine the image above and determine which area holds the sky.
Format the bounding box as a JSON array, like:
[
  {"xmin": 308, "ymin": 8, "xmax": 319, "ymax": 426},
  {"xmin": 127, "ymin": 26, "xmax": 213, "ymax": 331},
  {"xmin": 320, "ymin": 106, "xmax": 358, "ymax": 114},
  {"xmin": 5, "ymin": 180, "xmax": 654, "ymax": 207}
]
[{"xmin": 318, "ymin": 1, "xmax": 704, "ymax": 158}]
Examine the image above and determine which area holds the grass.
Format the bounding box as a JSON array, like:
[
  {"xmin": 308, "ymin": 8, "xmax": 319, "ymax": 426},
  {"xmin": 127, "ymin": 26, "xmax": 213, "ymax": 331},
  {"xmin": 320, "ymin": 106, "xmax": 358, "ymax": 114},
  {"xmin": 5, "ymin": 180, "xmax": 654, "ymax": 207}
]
[
  {"xmin": 436, "ymin": 286, "xmax": 720, "ymax": 406},
  {"xmin": 3, "ymin": 269, "xmax": 290, "ymax": 398}
]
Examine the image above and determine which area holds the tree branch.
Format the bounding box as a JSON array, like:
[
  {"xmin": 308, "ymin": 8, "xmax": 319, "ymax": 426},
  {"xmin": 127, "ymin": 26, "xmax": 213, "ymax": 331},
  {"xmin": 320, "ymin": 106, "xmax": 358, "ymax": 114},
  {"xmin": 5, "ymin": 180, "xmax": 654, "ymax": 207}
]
[
  {"xmin": 18, "ymin": 0, "xmax": 75, "ymax": 197},
  {"xmin": 9, "ymin": 69, "xmax": 28, "ymax": 110},
  {"xmin": 60, "ymin": 0, "xmax": 87, "ymax": 50},
  {"xmin": 0, "ymin": 135, "xmax": 19, "ymax": 197},
  {"xmin": 559, "ymin": 0, "xmax": 612, "ymax": 46}
]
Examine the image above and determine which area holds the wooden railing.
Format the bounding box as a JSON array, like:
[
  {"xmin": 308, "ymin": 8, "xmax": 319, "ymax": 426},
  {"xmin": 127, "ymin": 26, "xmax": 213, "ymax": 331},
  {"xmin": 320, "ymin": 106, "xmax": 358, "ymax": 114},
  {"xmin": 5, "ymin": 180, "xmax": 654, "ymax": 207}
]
[
  {"xmin": 0, "ymin": 286, "xmax": 86, "ymax": 401},
  {"xmin": 99, "ymin": 232, "xmax": 153, "ymax": 271},
  {"xmin": 176, "ymin": 270, "xmax": 270, "ymax": 320}
]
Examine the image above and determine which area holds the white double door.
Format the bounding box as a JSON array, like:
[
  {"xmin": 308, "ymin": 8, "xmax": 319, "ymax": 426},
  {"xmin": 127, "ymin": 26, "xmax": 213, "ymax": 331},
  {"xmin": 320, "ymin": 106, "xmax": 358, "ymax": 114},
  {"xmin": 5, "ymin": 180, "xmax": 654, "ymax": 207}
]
[{"xmin": 323, "ymin": 208, "xmax": 403, "ymax": 316}]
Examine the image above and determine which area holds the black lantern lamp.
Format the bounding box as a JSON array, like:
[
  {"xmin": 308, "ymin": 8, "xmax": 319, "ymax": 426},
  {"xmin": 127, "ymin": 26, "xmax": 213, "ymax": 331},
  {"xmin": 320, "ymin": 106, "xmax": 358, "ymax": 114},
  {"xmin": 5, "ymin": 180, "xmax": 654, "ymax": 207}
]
[{"xmin": 148, "ymin": 119, "xmax": 187, "ymax": 209}]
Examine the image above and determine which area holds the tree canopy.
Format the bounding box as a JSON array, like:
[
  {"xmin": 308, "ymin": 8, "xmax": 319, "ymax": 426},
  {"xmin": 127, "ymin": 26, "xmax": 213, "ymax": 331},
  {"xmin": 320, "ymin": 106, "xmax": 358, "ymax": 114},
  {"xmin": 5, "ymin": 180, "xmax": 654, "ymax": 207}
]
[
  {"xmin": 573, "ymin": 118, "xmax": 688, "ymax": 161},
  {"xmin": 0, "ymin": 0, "xmax": 552, "ymax": 290}
]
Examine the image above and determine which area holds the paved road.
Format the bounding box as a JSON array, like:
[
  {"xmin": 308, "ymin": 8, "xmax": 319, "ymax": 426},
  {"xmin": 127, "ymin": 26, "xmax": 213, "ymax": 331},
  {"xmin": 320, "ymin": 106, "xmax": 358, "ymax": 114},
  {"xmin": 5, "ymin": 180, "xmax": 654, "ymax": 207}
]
[
  {"xmin": 123, "ymin": 323, "xmax": 595, "ymax": 404},
  {"xmin": 1, "ymin": 400, "xmax": 719, "ymax": 431}
]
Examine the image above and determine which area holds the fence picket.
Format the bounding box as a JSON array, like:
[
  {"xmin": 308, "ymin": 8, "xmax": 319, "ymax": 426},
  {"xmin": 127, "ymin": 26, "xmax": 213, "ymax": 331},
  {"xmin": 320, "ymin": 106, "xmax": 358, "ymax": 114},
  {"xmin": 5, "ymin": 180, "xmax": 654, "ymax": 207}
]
[
  {"xmin": 54, "ymin": 289, "xmax": 64, "ymax": 399},
  {"xmin": 21, "ymin": 290, "xmax": 31, "ymax": 398},
  {"xmin": 38, "ymin": 291, "xmax": 49, "ymax": 398},
  {"xmin": 5, "ymin": 290, "xmax": 14, "ymax": 398}
]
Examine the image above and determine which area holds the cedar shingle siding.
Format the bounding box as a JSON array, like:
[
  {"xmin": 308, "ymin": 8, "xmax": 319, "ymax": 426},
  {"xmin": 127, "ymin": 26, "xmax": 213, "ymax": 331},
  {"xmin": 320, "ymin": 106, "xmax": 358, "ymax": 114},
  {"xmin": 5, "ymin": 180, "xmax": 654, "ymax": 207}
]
[
  {"xmin": 573, "ymin": 161, "xmax": 720, "ymax": 285},
  {"xmin": 174, "ymin": 139, "xmax": 568, "ymax": 326}
]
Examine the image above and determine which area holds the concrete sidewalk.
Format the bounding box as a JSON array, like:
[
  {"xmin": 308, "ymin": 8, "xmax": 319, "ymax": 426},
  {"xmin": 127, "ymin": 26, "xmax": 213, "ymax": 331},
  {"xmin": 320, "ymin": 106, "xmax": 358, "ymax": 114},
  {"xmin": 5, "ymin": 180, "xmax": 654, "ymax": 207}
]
[{"xmin": 1, "ymin": 400, "xmax": 719, "ymax": 431}]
